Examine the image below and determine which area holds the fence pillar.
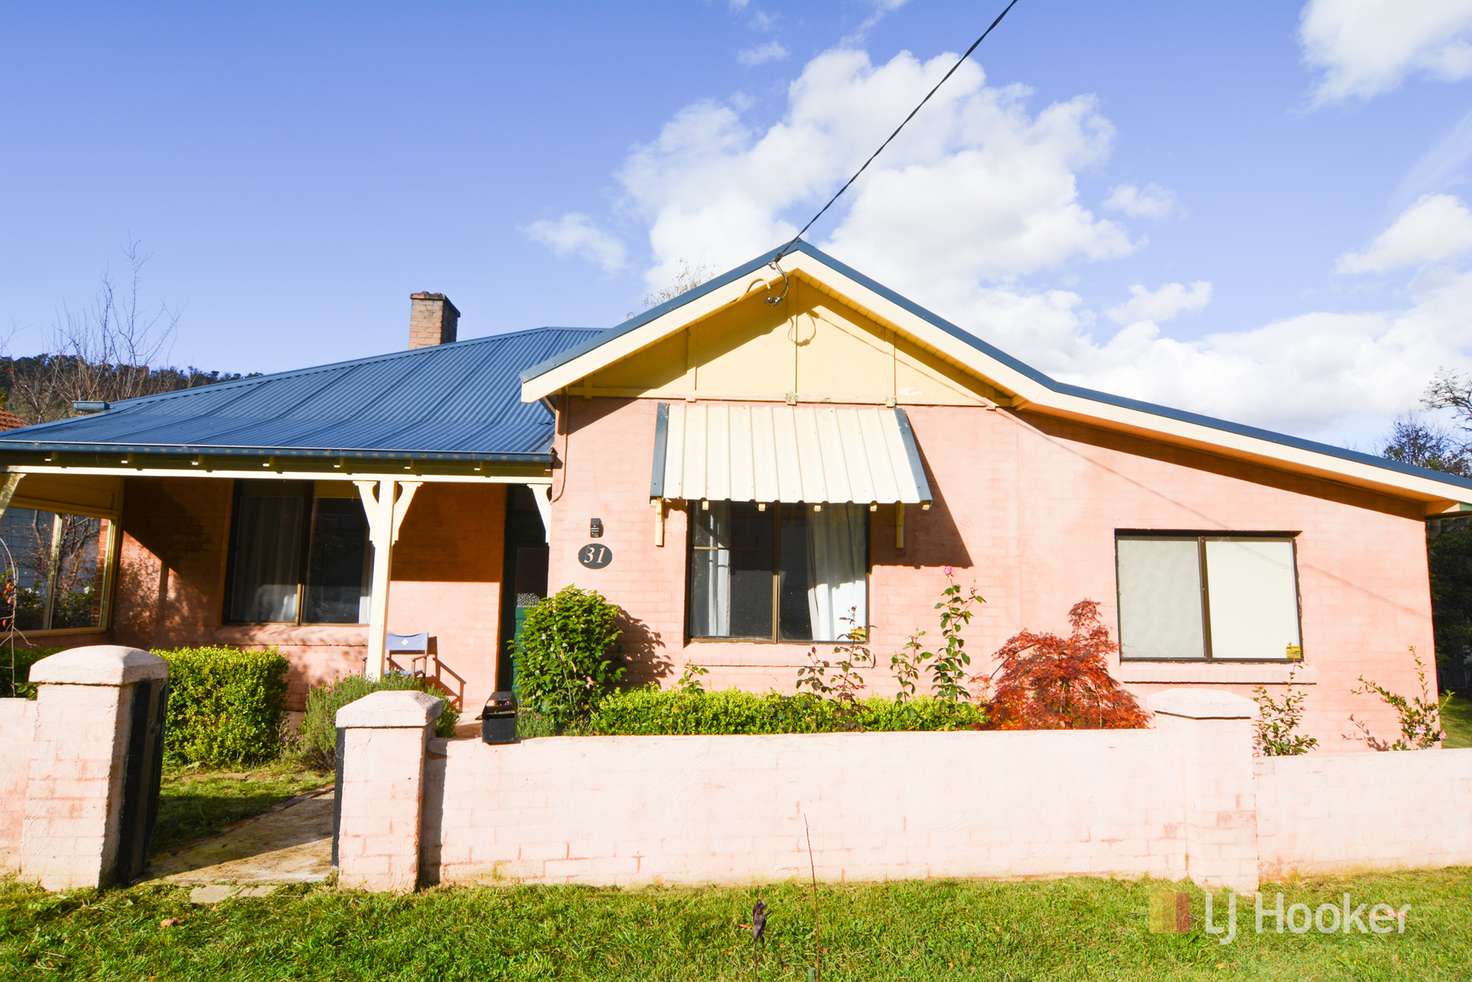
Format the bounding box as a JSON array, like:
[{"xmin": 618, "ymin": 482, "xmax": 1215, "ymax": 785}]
[
  {"xmin": 1150, "ymin": 688, "xmax": 1260, "ymax": 894},
  {"xmin": 334, "ymin": 689, "xmax": 442, "ymax": 892},
  {"xmin": 20, "ymin": 645, "xmax": 168, "ymax": 891}
]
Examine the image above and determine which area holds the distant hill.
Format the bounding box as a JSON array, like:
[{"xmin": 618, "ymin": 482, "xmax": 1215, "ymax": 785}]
[{"xmin": 0, "ymin": 355, "xmax": 252, "ymax": 425}]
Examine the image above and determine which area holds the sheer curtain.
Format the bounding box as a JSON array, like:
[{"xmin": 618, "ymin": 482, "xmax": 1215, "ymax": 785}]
[
  {"xmin": 805, "ymin": 505, "xmax": 866, "ymax": 641},
  {"xmin": 691, "ymin": 503, "xmax": 732, "ymax": 636}
]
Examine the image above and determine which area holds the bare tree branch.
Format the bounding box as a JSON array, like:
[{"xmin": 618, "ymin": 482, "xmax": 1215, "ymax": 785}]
[{"xmin": 6, "ymin": 239, "xmax": 182, "ymax": 422}]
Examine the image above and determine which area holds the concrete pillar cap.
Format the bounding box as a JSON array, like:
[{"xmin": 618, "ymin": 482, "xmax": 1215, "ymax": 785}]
[
  {"xmin": 1149, "ymin": 687, "xmax": 1255, "ymax": 721},
  {"xmin": 336, "ymin": 688, "xmax": 444, "ymax": 729},
  {"xmin": 28, "ymin": 645, "xmax": 167, "ymax": 687}
]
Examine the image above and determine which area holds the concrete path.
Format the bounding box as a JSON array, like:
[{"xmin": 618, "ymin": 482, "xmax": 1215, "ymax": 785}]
[{"xmin": 146, "ymin": 788, "xmax": 336, "ymax": 892}]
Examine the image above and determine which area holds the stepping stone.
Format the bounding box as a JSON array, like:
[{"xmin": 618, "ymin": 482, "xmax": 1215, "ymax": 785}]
[{"xmin": 189, "ymin": 884, "xmax": 238, "ymax": 905}]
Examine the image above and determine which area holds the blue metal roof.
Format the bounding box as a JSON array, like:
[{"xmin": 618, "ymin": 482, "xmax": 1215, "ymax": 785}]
[
  {"xmin": 0, "ymin": 326, "xmax": 603, "ymax": 462},
  {"xmin": 522, "ymin": 240, "xmax": 1472, "ymax": 497}
]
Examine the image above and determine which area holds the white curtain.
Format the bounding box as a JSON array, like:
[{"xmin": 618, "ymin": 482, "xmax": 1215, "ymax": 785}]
[
  {"xmin": 805, "ymin": 505, "xmax": 866, "ymax": 641},
  {"xmin": 692, "ymin": 503, "xmax": 732, "ymax": 636}
]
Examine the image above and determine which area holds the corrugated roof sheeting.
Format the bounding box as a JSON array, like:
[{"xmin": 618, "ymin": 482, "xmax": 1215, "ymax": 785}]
[
  {"xmin": 651, "ymin": 402, "xmax": 931, "ymax": 505},
  {"xmin": 0, "ymin": 327, "xmax": 603, "ymax": 460}
]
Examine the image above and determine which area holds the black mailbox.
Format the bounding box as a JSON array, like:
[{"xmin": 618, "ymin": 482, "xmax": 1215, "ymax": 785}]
[{"xmin": 479, "ymin": 691, "xmax": 518, "ymax": 745}]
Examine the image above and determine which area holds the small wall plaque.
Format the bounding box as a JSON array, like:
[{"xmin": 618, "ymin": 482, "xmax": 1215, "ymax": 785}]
[{"xmin": 578, "ymin": 543, "xmax": 613, "ymax": 569}]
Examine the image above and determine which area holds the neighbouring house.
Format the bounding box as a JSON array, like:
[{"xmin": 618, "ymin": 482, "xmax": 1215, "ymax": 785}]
[{"xmin": 0, "ymin": 243, "xmax": 1465, "ymax": 748}]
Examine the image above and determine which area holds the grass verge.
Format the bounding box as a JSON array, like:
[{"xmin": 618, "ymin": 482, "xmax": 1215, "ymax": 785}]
[
  {"xmin": 0, "ymin": 868, "xmax": 1468, "ymax": 980},
  {"xmin": 1443, "ymin": 691, "xmax": 1472, "ymax": 749},
  {"xmin": 152, "ymin": 763, "xmax": 330, "ymax": 856}
]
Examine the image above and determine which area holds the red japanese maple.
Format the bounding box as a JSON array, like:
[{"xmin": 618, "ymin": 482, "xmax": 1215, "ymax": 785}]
[{"xmin": 985, "ymin": 600, "xmax": 1149, "ymax": 730}]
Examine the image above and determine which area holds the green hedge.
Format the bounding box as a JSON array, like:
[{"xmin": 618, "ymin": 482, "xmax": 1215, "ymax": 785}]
[
  {"xmin": 587, "ymin": 688, "xmax": 986, "ymax": 736},
  {"xmin": 297, "ymin": 674, "xmax": 461, "ymax": 772},
  {"xmin": 0, "ymin": 645, "xmax": 65, "ymax": 699},
  {"xmin": 156, "ymin": 646, "xmax": 290, "ymax": 768}
]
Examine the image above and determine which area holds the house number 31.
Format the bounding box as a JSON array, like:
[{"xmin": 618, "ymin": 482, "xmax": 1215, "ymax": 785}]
[{"xmin": 578, "ymin": 543, "xmax": 613, "ymax": 569}]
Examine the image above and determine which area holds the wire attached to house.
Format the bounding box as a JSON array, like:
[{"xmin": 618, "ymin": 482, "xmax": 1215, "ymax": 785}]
[{"xmin": 769, "ymin": 0, "xmax": 1025, "ymax": 269}]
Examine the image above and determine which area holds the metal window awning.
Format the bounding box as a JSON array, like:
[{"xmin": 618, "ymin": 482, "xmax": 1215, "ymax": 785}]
[{"xmin": 649, "ymin": 402, "xmax": 932, "ymax": 505}]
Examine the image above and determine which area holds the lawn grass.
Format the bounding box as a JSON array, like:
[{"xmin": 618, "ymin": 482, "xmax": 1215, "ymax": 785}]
[
  {"xmin": 1, "ymin": 868, "xmax": 1469, "ymax": 980},
  {"xmin": 1442, "ymin": 691, "xmax": 1472, "ymax": 749},
  {"xmin": 152, "ymin": 762, "xmax": 331, "ymax": 856}
]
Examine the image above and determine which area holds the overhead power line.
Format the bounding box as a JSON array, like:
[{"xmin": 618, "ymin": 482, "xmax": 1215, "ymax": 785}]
[{"xmin": 771, "ymin": 0, "xmax": 1025, "ymax": 266}]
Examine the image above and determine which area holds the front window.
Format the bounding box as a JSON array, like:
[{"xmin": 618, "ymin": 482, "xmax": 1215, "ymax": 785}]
[
  {"xmin": 226, "ymin": 481, "xmax": 370, "ymax": 624},
  {"xmin": 688, "ymin": 502, "xmax": 868, "ymax": 642},
  {"xmin": 0, "ymin": 506, "xmax": 113, "ymax": 631},
  {"xmin": 1115, "ymin": 533, "xmax": 1302, "ymax": 661}
]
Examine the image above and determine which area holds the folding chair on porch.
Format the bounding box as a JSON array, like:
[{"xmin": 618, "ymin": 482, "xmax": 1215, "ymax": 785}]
[{"xmin": 385, "ymin": 631, "xmax": 466, "ymax": 711}]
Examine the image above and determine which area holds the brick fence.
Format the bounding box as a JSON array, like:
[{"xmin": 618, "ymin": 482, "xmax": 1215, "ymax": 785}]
[
  {"xmin": 334, "ymin": 688, "xmax": 1472, "ymax": 894},
  {"xmin": 0, "ymin": 646, "xmax": 168, "ymax": 890}
]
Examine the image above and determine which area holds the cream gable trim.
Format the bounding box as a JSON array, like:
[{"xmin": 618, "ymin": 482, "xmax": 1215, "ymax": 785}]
[
  {"xmin": 522, "ymin": 268, "xmax": 782, "ymax": 402},
  {"xmin": 523, "ymin": 249, "xmax": 1472, "ymax": 510}
]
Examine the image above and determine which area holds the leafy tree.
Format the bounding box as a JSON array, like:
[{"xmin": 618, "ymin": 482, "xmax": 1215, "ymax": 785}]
[
  {"xmin": 1381, "ymin": 378, "xmax": 1472, "ymax": 693},
  {"xmin": 1382, "ymin": 415, "xmax": 1470, "ymax": 476},
  {"xmin": 986, "ymin": 600, "xmax": 1148, "ymax": 730}
]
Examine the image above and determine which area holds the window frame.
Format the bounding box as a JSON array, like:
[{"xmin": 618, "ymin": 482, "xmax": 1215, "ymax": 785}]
[
  {"xmin": 1114, "ymin": 529, "xmax": 1305, "ymax": 663},
  {"xmin": 222, "ymin": 480, "xmax": 371, "ymax": 627},
  {"xmin": 685, "ymin": 501, "xmax": 871, "ymax": 645},
  {"xmin": 0, "ymin": 497, "xmax": 120, "ymax": 636}
]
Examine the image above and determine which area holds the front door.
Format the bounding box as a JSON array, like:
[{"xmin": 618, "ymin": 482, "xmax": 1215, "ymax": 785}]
[{"xmin": 497, "ymin": 485, "xmax": 548, "ymax": 693}]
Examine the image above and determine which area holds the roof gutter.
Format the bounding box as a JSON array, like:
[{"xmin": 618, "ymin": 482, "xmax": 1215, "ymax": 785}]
[{"xmin": 0, "ymin": 442, "xmax": 554, "ymax": 465}]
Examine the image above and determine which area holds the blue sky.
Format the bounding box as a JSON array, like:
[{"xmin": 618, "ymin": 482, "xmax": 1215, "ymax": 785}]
[{"xmin": 4, "ymin": 1, "xmax": 1472, "ymax": 446}]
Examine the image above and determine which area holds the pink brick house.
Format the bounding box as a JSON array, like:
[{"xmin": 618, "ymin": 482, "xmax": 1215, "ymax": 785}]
[{"xmin": 0, "ymin": 243, "xmax": 1464, "ymax": 748}]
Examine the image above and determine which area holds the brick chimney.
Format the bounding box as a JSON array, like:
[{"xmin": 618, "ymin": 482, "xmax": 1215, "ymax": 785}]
[{"xmin": 408, "ymin": 292, "xmax": 460, "ymax": 348}]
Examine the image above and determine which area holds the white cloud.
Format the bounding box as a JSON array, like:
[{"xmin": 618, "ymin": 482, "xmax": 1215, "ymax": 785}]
[
  {"xmin": 738, "ymin": 41, "xmax": 789, "ymax": 66},
  {"xmin": 603, "ymin": 44, "xmax": 1472, "ymax": 441},
  {"xmin": 1102, "ymin": 182, "xmax": 1178, "ymax": 220},
  {"xmin": 843, "ymin": 0, "xmax": 911, "ymax": 45},
  {"xmin": 1300, "ymin": 0, "xmax": 1472, "ymax": 104},
  {"xmin": 1076, "ymin": 269, "xmax": 1472, "ymax": 440},
  {"xmin": 524, "ymin": 212, "xmax": 628, "ymax": 273},
  {"xmin": 1395, "ymin": 109, "xmax": 1472, "ymax": 205},
  {"xmin": 619, "ymin": 48, "xmax": 1131, "ymax": 292},
  {"xmin": 1106, "ymin": 281, "xmax": 1212, "ymax": 325},
  {"xmin": 1335, "ymin": 194, "xmax": 1472, "ymax": 274}
]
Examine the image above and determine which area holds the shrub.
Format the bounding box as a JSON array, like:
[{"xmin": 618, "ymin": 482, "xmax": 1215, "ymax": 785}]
[
  {"xmin": 155, "ymin": 646, "xmax": 290, "ymax": 768},
  {"xmin": 927, "ymin": 571, "xmax": 984, "ymax": 701},
  {"xmin": 1349, "ymin": 648, "xmax": 1447, "ymax": 751},
  {"xmin": 985, "ymin": 600, "xmax": 1149, "ymax": 730},
  {"xmin": 0, "ymin": 644, "xmax": 65, "ymax": 699},
  {"xmin": 587, "ymin": 687, "xmax": 985, "ymax": 736},
  {"xmin": 1252, "ymin": 671, "xmax": 1318, "ymax": 756},
  {"xmin": 885, "ymin": 570, "xmax": 985, "ymax": 703},
  {"xmin": 297, "ymin": 674, "xmax": 461, "ymax": 771},
  {"xmin": 796, "ymin": 617, "xmax": 871, "ymax": 726},
  {"xmin": 512, "ymin": 586, "xmax": 624, "ymax": 730}
]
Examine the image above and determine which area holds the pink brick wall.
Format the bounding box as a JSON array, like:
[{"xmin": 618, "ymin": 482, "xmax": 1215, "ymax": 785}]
[
  {"xmin": 548, "ymin": 397, "xmax": 1436, "ymax": 751},
  {"xmin": 19, "ymin": 680, "xmax": 132, "ymax": 890},
  {"xmin": 338, "ymin": 726, "xmax": 431, "ymax": 892},
  {"xmin": 421, "ymin": 729, "xmax": 1197, "ymax": 888},
  {"xmin": 0, "ymin": 699, "xmax": 37, "ymax": 873},
  {"xmin": 113, "ymin": 477, "xmax": 509, "ymax": 709},
  {"xmin": 1256, "ymin": 748, "xmax": 1472, "ymax": 877},
  {"xmin": 330, "ymin": 689, "xmax": 1471, "ymax": 894}
]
